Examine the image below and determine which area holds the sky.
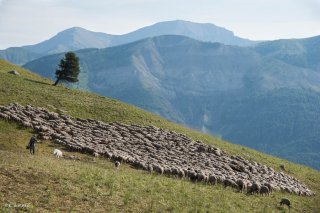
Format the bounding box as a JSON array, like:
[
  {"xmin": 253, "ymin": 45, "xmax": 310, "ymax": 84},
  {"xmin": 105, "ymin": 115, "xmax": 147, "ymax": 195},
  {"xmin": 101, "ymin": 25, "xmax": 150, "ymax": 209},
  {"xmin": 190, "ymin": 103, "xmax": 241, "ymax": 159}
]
[{"xmin": 0, "ymin": 0, "xmax": 319, "ymax": 49}]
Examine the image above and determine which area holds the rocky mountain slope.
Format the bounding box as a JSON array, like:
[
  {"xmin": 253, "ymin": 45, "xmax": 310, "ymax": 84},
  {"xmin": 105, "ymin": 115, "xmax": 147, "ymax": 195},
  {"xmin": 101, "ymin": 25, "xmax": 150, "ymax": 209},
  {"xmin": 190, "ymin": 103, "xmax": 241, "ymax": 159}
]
[{"xmin": 24, "ymin": 35, "xmax": 320, "ymax": 170}]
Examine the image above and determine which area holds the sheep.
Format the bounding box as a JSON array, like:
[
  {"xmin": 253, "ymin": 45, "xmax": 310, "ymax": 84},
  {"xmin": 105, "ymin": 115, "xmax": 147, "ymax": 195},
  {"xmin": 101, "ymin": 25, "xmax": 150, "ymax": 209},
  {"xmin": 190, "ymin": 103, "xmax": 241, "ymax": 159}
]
[
  {"xmin": 147, "ymin": 164, "xmax": 153, "ymax": 172},
  {"xmin": 293, "ymin": 188, "xmax": 300, "ymax": 195},
  {"xmin": 284, "ymin": 187, "xmax": 293, "ymax": 194},
  {"xmin": 93, "ymin": 152, "xmax": 99, "ymax": 158},
  {"xmin": 115, "ymin": 161, "xmax": 121, "ymax": 168},
  {"xmin": 171, "ymin": 167, "xmax": 179, "ymax": 176},
  {"xmin": 259, "ymin": 185, "xmax": 270, "ymax": 196},
  {"xmin": 197, "ymin": 172, "xmax": 207, "ymax": 182},
  {"xmin": 22, "ymin": 121, "xmax": 33, "ymax": 128},
  {"xmin": 208, "ymin": 174, "xmax": 217, "ymax": 185},
  {"xmin": 0, "ymin": 113, "xmax": 9, "ymax": 121},
  {"xmin": 236, "ymin": 179, "xmax": 247, "ymax": 193},
  {"xmin": 216, "ymin": 175, "xmax": 225, "ymax": 184},
  {"xmin": 248, "ymin": 182, "xmax": 261, "ymax": 195},
  {"xmin": 280, "ymin": 198, "xmax": 291, "ymax": 209},
  {"xmin": 53, "ymin": 149, "xmax": 63, "ymax": 158},
  {"xmin": 187, "ymin": 170, "xmax": 198, "ymax": 182},
  {"xmin": 177, "ymin": 169, "xmax": 185, "ymax": 178},
  {"xmin": 263, "ymin": 183, "xmax": 274, "ymax": 193},
  {"xmin": 223, "ymin": 179, "xmax": 238, "ymax": 189},
  {"xmin": 153, "ymin": 165, "xmax": 164, "ymax": 174}
]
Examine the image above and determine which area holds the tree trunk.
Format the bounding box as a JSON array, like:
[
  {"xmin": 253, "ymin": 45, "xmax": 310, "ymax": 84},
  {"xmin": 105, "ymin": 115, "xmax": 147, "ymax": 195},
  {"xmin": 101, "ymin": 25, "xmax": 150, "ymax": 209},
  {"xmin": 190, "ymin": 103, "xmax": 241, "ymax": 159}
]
[{"xmin": 53, "ymin": 78, "xmax": 60, "ymax": 86}]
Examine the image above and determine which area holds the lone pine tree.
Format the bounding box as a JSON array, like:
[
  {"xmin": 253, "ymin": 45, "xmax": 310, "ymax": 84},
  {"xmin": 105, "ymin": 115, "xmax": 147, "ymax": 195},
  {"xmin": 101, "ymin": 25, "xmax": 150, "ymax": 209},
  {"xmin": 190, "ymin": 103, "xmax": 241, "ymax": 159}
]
[{"xmin": 54, "ymin": 52, "xmax": 80, "ymax": 86}]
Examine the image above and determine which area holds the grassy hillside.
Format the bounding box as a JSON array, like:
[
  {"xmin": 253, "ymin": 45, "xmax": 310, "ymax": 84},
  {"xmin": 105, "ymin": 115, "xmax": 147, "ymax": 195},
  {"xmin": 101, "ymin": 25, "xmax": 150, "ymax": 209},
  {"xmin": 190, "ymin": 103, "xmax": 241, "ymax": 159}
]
[{"xmin": 0, "ymin": 59, "xmax": 319, "ymax": 212}]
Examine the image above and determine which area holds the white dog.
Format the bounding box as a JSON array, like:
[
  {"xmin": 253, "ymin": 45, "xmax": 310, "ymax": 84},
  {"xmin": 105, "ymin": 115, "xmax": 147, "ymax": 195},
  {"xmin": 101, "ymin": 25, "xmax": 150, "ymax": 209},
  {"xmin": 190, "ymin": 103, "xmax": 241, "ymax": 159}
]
[{"xmin": 53, "ymin": 149, "xmax": 63, "ymax": 158}]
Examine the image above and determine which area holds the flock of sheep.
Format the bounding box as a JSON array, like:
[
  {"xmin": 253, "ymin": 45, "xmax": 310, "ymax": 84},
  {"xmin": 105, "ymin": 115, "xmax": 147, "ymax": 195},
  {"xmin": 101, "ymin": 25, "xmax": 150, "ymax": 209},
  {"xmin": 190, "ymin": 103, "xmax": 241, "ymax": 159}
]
[{"xmin": 0, "ymin": 103, "xmax": 315, "ymax": 198}]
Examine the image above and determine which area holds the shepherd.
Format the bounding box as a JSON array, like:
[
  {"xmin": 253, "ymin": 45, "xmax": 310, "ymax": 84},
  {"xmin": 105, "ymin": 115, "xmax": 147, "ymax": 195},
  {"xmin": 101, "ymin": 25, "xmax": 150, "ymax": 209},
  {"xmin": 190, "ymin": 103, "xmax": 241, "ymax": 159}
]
[{"xmin": 26, "ymin": 134, "xmax": 37, "ymax": 155}]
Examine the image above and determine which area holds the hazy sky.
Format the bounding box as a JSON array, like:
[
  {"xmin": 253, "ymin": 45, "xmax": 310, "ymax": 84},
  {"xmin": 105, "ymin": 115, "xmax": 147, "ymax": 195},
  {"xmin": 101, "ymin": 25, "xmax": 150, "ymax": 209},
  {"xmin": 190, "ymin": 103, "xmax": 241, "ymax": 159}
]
[{"xmin": 0, "ymin": 0, "xmax": 319, "ymax": 49}]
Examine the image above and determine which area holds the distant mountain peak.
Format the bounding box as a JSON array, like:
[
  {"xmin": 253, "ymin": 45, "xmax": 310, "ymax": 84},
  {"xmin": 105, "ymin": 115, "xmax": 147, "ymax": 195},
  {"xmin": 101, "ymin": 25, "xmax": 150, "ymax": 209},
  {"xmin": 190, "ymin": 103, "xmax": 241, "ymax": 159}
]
[
  {"xmin": 111, "ymin": 19, "xmax": 252, "ymax": 47},
  {"xmin": 152, "ymin": 19, "xmax": 230, "ymax": 31},
  {"xmin": 57, "ymin": 26, "xmax": 109, "ymax": 35}
]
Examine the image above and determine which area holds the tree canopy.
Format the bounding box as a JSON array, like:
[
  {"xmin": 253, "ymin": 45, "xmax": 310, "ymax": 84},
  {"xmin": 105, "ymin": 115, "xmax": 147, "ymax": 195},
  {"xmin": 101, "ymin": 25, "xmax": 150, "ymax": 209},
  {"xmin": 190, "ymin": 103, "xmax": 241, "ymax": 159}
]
[{"xmin": 54, "ymin": 52, "xmax": 80, "ymax": 86}]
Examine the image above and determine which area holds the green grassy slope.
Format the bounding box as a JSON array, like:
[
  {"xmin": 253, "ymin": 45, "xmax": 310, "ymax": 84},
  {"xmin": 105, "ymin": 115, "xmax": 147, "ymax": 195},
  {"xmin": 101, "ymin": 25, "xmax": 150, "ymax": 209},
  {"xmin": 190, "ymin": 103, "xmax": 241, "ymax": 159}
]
[{"xmin": 0, "ymin": 59, "xmax": 319, "ymax": 212}]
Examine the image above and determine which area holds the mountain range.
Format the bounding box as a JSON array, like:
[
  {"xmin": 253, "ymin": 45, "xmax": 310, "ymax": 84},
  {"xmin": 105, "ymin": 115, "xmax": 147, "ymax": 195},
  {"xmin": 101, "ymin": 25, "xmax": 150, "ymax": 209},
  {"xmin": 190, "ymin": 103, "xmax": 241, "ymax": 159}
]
[
  {"xmin": 0, "ymin": 20, "xmax": 255, "ymax": 65},
  {"xmin": 23, "ymin": 34, "xmax": 320, "ymax": 170}
]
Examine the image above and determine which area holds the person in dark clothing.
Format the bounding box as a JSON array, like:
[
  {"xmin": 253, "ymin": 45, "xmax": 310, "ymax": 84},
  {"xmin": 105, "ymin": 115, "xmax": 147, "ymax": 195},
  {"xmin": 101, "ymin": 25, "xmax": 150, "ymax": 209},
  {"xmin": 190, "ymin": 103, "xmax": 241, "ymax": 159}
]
[{"xmin": 27, "ymin": 135, "xmax": 37, "ymax": 154}]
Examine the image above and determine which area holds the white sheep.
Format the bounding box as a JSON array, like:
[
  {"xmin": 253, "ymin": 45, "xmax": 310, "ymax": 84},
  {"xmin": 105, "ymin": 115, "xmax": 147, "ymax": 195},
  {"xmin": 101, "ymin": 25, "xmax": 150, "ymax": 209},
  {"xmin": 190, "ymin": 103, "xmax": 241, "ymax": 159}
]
[
  {"xmin": 93, "ymin": 152, "xmax": 99, "ymax": 158},
  {"xmin": 115, "ymin": 161, "xmax": 121, "ymax": 168},
  {"xmin": 53, "ymin": 149, "xmax": 63, "ymax": 158}
]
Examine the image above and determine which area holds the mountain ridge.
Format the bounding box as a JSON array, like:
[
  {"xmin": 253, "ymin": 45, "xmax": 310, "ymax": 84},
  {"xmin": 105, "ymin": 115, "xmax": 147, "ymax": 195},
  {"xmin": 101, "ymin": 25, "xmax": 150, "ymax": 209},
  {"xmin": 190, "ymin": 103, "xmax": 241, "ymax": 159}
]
[
  {"xmin": 254, "ymin": 35, "xmax": 320, "ymax": 71},
  {"xmin": 0, "ymin": 20, "xmax": 256, "ymax": 65},
  {"xmin": 110, "ymin": 20, "xmax": 255, "ymax": 47},
  {"xmin": 23, "ymin": 26, "xmax": 114, "ymax": 54}
]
